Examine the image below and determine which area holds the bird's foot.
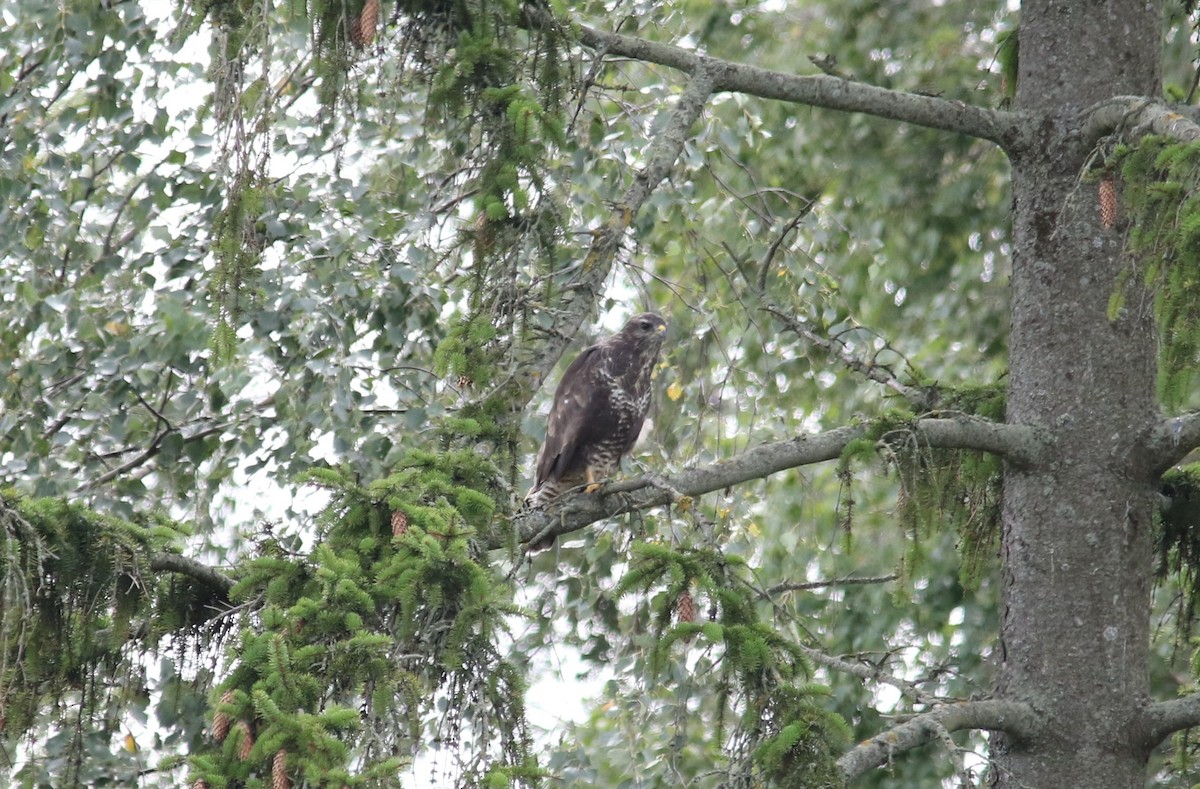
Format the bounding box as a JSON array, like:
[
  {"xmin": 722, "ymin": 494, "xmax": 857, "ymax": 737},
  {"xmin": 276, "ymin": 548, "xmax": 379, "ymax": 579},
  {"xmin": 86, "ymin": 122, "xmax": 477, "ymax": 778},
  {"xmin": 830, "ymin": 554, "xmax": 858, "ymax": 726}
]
[{"xmin": 584, "ymin": 482, "xmax": 604, "ymax": 494}]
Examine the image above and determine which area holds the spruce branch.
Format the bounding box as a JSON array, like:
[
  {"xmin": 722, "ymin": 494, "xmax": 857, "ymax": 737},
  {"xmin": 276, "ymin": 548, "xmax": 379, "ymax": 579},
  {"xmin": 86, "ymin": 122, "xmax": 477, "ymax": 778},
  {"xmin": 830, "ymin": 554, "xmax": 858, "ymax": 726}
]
[
  {"xmin": 836, "ymin": 700, "xmax": 1040, "ymax": 782},
  {"xmin": 1142, "ymin": 692, "xmax": 1200, "ymax": 746},
  {"xmin": 150, "ymin": 551, "xmax": 235, "ymax": 597},
  {"xmin": 1083, "ymin": 97, "xmax": 1200, "ymax": 147},
  {"xmin": 1148, "ymin": 412, "xmax": 1200, "ymax": 474},
  {"xmin": 521, "ymin": 10, "xmax": 1024, "ymax": 149},
  {"xmin": 508, "ymin": 417, "xmax": 1045, "ymax": 547}
]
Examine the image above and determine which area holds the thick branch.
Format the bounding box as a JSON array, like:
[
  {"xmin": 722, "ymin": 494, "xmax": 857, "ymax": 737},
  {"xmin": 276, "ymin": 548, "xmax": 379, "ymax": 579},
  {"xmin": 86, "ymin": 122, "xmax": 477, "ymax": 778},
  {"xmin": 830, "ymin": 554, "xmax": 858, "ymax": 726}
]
[
  {"xmin": 565, "ymin": 19, "xmax": 1023, "ymax": 149},
  {"xmin": 1148, "ymin": 412, "xmax": 1200, "ymax": 474},
  {"xmin": 508, "ymin": 417, "xmax": 1045, "ymax": 547},
  {"xmin": 92, "ymin": 555, "xmax": 233, "ymax": 647},
  {"xmin": 1143, "ymin": 693, "xmax": 1200, "ymax": 746},
  {"xmin": 482, "ymin": 66, "xmax": 716, "ymax": 416},
  {"xmin": 150, "ymin": 551, "xmax": 235, "ymax": 598},
  {"xmin": 837, "ymin": 700, "xmax": 1041, "ymax": 782},
  {"xmin": 1083, "ymin": 96, "xmax": 1200, "ymax": 146},
  {"xmin": 906, "ymin": 418, "xmax": 1043, "ymax": 462}
]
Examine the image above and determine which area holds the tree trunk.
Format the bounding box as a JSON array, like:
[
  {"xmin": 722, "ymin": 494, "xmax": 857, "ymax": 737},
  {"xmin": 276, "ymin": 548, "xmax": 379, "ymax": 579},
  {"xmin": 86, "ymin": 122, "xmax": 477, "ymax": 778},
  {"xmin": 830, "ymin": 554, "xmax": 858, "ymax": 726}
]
[{"xmin": 994, "ymin": 1, "xmax": 1163, "ymax": 786}]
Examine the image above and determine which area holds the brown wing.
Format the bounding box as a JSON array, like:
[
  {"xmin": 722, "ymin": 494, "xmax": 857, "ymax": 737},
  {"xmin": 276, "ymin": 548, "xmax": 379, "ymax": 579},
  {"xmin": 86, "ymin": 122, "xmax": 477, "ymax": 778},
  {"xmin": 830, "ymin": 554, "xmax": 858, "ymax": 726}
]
[{"xmin": 534, "ymin": 344, "xmax": 603, "ymax": 487}]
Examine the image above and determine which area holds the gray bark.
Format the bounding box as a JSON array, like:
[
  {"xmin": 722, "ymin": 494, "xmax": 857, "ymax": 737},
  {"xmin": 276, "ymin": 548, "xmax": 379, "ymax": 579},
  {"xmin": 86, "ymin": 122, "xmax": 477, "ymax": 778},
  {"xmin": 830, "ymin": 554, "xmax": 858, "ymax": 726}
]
[
  {"xmin": 838, "ymin": 701, "xmax": 1041, "ymax": 782},
  {"xmin": 510, "ymin": 417, "xmax": 1043, "ymax": 549},
  {"xmin": 991, "ymin": 1, "xmax": 1164, "ymax": 786}
]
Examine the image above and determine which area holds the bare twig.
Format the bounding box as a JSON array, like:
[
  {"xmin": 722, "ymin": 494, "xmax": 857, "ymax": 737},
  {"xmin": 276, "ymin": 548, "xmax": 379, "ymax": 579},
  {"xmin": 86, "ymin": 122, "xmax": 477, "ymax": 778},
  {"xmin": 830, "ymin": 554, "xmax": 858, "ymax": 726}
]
[
  {"xmin": 797, "ymin": 643, "xmax": 938, "ymax": 706},
  {"xmin": 765, "ymin": 305, "xmax": 933, "ymax": 407},
  {"xmin": 78, "ymin": 423, "xmax": 229, "ymax": 492},
  {"xmin": 769, "ymin": 573, "xmax": 899, "ymax": 594},
  {"xmin": 756, "ymin": 196, "xmax": 821, "ymax": 291}
]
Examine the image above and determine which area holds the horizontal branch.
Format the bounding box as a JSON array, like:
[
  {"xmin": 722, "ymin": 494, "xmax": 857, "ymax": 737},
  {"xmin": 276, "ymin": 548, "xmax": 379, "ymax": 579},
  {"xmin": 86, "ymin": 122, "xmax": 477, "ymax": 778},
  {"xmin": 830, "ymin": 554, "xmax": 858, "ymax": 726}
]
[
  {"xmin": 837, "ymin": 700, "xmax": 1040, "ymax": 782},
  {"xmin": 1142, "ymin": 692, "xmax": 1200, "ymax": 746},
  {"xmin": 1148, "ymin": 412, "xmax": 1200, "ymax": 475},
  {"xmin": 567, "ymin": 18, "xmax": 1024, "ymax": 149},
  {"xmin": 149, "ymin": 551, "xmax": 235, "ymax": 598},
  {"xmin": 769, "ymin": 573, "xmax": 899, "ymax": 594},
  {"xmin": 93, "ymin": 554, "xmax": 235, "ymax": 647},
  {"xmin": 1083, "ymin": 96, "xmax": 1200, "ymax": 146},
  {"xmin": 509, "ymin": 417, "xmax": 1045, "ymax": 547},
  {"xmin": 905, "ymin": 417, "xmax": 1044, "ymax": 462}
]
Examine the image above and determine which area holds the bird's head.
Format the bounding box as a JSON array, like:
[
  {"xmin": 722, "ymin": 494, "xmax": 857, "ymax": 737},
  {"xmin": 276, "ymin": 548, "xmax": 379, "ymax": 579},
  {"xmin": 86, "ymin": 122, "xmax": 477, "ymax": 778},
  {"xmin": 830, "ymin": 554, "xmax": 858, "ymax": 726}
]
[{"xmin": 623, "ymin": 312, "xmax": 668, "ymax": 344}]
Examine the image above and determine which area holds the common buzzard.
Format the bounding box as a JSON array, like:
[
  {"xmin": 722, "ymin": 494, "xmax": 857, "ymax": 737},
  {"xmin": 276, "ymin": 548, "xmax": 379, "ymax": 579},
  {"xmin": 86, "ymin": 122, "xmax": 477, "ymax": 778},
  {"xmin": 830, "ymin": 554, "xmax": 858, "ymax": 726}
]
[{"xmin": 525, "ymin": 312, "xmax": 668, "ymax": 511}]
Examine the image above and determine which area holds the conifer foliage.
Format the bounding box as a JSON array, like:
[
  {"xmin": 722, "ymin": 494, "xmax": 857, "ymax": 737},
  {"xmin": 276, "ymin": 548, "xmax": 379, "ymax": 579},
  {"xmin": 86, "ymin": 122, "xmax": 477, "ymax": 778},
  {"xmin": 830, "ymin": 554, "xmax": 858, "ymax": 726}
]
[{"xmin": 11, "ymin": 1, "xmax": 1200, "ymax": 788}]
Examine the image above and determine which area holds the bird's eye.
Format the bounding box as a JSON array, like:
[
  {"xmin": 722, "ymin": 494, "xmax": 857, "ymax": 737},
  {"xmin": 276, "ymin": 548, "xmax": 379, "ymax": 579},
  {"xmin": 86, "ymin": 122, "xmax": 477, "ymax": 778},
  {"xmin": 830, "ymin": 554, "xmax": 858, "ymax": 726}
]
[{"xmin": 640, "ymin": 320, "xmax": 652, "ymax": 330}]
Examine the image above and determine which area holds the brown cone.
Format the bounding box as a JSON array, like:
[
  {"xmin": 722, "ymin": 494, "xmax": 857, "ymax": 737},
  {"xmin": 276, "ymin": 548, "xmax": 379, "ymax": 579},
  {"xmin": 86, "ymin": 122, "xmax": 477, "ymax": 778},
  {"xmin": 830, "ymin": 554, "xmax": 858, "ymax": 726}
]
[
  {"xmin": 273, "ymin": 749, "xmax": 290, "ymax": 789},
  {"xmin": 211, "ymin": 690, "xmax": 234, "ymax": 742},
  {"xmin": 1099, "ymin": 176, "xmax": 1118, "ymax": 229},
  {"xmin": 351, "ymin": 0, "xmax": 379, "ymax": 47},
  {"xmin": 237, "ymin": 720, "xmax": 255, "ymax": 761},
  {"xmin": 677, "ymin": 588, "xmax": 697, "ymax": 643}
]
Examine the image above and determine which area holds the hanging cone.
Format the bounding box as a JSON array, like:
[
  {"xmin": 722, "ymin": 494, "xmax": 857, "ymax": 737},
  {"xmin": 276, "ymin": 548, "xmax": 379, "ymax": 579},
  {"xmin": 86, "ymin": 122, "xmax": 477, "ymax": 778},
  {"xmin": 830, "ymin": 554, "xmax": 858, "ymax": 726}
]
[
  {"xmin": 272, "ymin": 748, "xmax": 291, "ymax": 789},
  {"xmin": 211, "ymin": 690, "xmax": 234, "ymax": 742},
  {"xmin": 1099, "ymin": 176, "xmax": 1118, "ymax": 229},
  {"xmin": 676, "ymin": 588, "xmax": 697, "ymax": 643},
  {"xmin": 237, "ymin": 720, "xmax": 255, "ymax": 761},
  {"xmin": 351, "ymin": 0, "xmax": 379, "ymax": 47}
]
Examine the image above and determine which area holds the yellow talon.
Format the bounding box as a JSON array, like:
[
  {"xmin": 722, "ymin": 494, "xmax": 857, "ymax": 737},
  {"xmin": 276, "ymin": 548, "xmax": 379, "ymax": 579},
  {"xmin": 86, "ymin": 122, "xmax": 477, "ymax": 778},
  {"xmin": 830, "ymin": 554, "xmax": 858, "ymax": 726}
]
[{"xmin": 584, "ymin": 482, "xmax": 602, "ymax": 494}]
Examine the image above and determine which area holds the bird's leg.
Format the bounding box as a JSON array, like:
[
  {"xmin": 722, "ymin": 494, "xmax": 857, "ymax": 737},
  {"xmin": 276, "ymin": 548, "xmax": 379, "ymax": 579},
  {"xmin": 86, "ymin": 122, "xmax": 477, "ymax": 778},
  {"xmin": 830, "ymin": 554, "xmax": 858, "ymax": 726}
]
[{"xmin": 584, "ymin": 466, "xmax": 603, "ymax": 494}]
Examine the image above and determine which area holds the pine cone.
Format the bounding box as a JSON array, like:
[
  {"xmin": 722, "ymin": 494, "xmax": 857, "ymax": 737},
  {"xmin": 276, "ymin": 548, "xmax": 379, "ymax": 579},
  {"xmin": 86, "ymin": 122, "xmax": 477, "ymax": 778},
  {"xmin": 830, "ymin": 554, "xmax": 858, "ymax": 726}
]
[
  {"xmin": 391, "ymin": 510, "xmax": 409, "ymax": 537},
  {"xmin": 676, "ymin": 588, "xmax": 697, "ymax": 643},
  {"xmin": 237, "ymin": 720, "xmax": 255, "ymax": 761},
  {"xmin": 211, "ymin": 690, "xmax": 234, "ymax": 742},
  {"xmin": 677, "ymin": 589, "xmax": 696, "ymax": 623},
  {"xmin": 1099, "ymin": 176, "xmax": 1118, "ymax": 229},
  {"xmin": 273, "ymin": 749, "xmax": 290, "ymax": 789},
  {"xmin": 351, "ymin": 0, "xmax": 379, "ymax": 47}
]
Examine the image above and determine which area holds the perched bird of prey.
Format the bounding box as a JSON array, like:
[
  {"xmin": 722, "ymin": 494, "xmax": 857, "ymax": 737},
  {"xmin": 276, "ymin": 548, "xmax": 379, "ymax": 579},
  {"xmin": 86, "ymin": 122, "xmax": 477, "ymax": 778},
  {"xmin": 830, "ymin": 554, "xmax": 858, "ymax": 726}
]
[{"xmin": 525, "ymin": 312, "xmax": 668, "ymax": 513}]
